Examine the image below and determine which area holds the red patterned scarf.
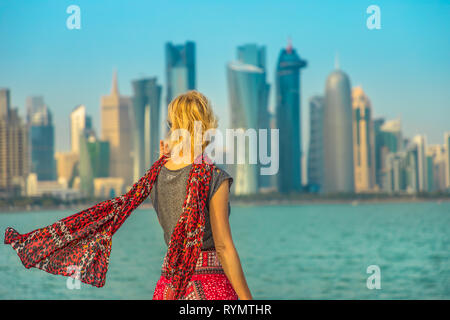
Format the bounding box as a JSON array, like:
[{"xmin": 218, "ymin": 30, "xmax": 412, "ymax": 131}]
[{"xmin": 4, "ymin": 153, "xmax": 214, "ymax": 299}]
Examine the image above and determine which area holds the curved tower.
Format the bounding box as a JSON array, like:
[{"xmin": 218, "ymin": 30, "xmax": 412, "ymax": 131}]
[
  {"xmin": 227, "ymin": 44, "xmax": 269, "ymax": 195},
  {"xmin": 323, "ymin": 69, "xmax": 354, "ymax": 193}
]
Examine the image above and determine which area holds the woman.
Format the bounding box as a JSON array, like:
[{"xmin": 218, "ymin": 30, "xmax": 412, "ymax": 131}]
[{"xmin": 4, "ymin": 90, "xmax": 252, "ymax": 300}]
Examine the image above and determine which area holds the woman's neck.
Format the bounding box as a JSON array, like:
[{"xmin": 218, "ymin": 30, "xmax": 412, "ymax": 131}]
[{"xmin": 164, "ymin": 156, "xmax": 193, "ymax": 170}]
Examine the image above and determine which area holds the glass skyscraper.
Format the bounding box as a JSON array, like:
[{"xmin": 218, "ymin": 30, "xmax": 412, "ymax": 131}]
[
  {"xmin": 227, "ymin": 44, "xmax": 270, "ymax": 195},
  {"xmin": 165, "ymin": 41, "xmax": 196, "ymax": 105},
  {"xmin": 131, "ymin": 78, "xmax": 162, "ymax": 181},
  {"xmin": 412, "ymin": 134, "xmax": 428, "ymax": 192},
  {"xmin": 79, "ymin": 130, "xmax": 110, "ymax": 196},
  {"xmin": 307, "ymin": 95, "xmax": 324, "ymax": 192},
  {"xmin": 29, "ymin": 103, "xmax": 56, "ymax": 181},
  {"xmin": 275, "ymin": 41, "xmax": 307, "ymax": 194}
]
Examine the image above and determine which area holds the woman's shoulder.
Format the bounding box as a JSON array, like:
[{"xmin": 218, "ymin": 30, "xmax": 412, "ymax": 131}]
[{"xmin": 208, "ymin": 164, "xmax": 233, "ymax": 198}]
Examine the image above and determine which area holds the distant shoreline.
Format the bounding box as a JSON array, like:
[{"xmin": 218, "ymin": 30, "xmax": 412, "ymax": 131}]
[{"xmin": 1, "ymin": 196, "xmax": 449, "ymax": 213}]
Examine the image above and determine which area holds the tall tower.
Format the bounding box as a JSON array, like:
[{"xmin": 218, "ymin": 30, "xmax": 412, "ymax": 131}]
[
  {"xmin": 131, "ymin": 78, "xmax": 162, "ymax": 181},
  {"xmin": 412, "ymin": 134, "xmax": 428, "ymax": 192},
  {"xmin": 29, "ymin": 101, "xmax": 56, "ymax": 181},
  {"xmin": 79, "ymin": 130, "xmax": 110, "ymax": 196},
  {"xmin": 0, "ymin": 88, "xmax": 29, "ymax": 196},
  {"xmin": 445, "ymin": 132, "xmax": 450, "ymax": 189},
  {"xmin": 227, "ymin": 44, "xmax": 270, "ymax": 195},
  {"xmin": 165, "ymin": 41, "xmax": 196, "ymax": 105},
  {"xmin": 275, "ymin": 39, "xmax": 307, "ymax": 193},
  {"xmin": 70, "ymin": 105, "xmax": 92, "ymax": 154},
  {"xmin": 307, "ymin": 95, "xmax": 324, "ymax": 192},
  {"xmin": 352, "ymin": 86, "xmax": 375, "ymax": 192},
  {"xmin": 101, "ymin": 71, "xmax": 133, "ymax": 186},
  {"xmin": 323, "ymin": 66, "xmax": 354, "ymax": 193}
]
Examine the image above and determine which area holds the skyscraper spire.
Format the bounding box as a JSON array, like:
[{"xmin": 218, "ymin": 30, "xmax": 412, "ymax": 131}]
[
  {"xmin": 286, "ymin": 37, "xmax": 293, "ymax": 54},
  {"xmin": 111, "ymin": 69, "xmax": 119, "ymax": 96}
]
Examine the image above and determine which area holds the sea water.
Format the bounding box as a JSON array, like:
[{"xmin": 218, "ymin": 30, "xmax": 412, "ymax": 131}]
[{"xmin": 0, "ymin": 201, "xmax": 448, "ymax": 299}]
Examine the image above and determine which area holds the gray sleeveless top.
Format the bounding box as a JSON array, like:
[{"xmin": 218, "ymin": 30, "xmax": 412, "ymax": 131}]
[{"xmin": 149, "ymin": 164, "xmax": 233, "ymax": 249}]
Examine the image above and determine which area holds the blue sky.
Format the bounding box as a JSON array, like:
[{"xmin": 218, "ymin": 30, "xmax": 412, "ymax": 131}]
[{"xmin": 0, "ymin": 0, "xmax": 449, "ymax": 151}]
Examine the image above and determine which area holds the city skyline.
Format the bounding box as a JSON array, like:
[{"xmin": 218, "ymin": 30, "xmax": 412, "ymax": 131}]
[{"xmin": 0, "ymin": 0, "xmax": 449, "ymax": 153}]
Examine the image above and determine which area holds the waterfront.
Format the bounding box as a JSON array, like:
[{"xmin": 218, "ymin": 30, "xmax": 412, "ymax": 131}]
[{"xmin": 1, "ymin": 202, "xmax": 449, "ymax": 299}]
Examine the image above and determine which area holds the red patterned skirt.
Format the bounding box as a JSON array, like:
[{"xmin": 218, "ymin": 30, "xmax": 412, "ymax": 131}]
[{"xmin": 153, "ymin": 249, "xmax": 238, "ymax": 300}]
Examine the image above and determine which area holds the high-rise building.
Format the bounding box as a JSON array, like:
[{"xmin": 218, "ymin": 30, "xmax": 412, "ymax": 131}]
[
  {"xmin": 26, "ymin": 96, "xmax": 45, "ymax": 123},
  {"xmin": 101, "ymin": 71, "xmax": 133, "ymax": 186},
  {"xmin": 0, "ymin": 88, "xmax": 29, "ymax": 196},
  {"xmin": 385, "ymin": 140, "xmax": 423, "ymax": 195},
  {"xmin": 404, "ymin": 145, "xmax": 419, "ymax": 193},
  {"xmin": 385, "ymin": 151, "xmax": 407, "ymax": 193},
  {"xmin": 323, "ymin": 67, "xmax": 354, "ymax": 193},
  {"xmin": 275, "ymin": 40, "xmax": 307, "ymax": 194},
  {"xmin": 412, "ymin": 135, "xmax": 428, "ymax": 192},
  {"xmin": 0, "ymin": 88, "xmax": 10, "ymax": 119},
  {"xmin": 70, "ymin": 104, "xmax": 92, "ymax": 154},
  {"xmin": 379, "ymin": 120, "xmax": 402, "ymax": 152},
  {"xmin": 55, "ymin": 151, "xmax": 79, "ymax": 186},
  {"xmin": 227, "ymin": 44, "xmax": 270, "ymax": 195},
  {"xmin": 79, "ymin": 130, "xmax": 110, "ymax": 196},
  {"xmin": 29, "ymin": 103, "xmax": 56, "ymax": 181},
  {"xmin": 373, "ymin": 117, "xmax": 385, "ymax": 189},
  {"xmin": 131, "ymin": 78, "xmax": 162, "ymax": 181},
  {"xmin": 425, "ymin": 145, "xmax": 447, "ymax": 192},
  {"xmin": 352, "ymin": 86, "xmax": 375, "ymax": 192},
  {"xmin": 165, "ymin": 41, "xmax": 196, "ymax": 105},
  {"xmin": 445, "ymin": 132, "xmax": 450, "ymax": 190},
  {"xmin": 307, "ymin": 95, "xmax": 324, "ymax": 192},
  {"xmin": 375, "ymin": 119, "xmax": 402, "ymax": 191}
]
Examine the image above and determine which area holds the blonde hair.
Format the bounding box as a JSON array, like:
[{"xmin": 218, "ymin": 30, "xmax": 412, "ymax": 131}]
[{"xmin": 166, "ymin": 90, "xmax": 218, "ymax": 159}]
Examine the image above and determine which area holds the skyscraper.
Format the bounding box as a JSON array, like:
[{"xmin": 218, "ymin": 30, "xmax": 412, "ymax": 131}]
[
  {"xmin": 323, "ymin": 66, "xmax": 354, "ymax": 193},
  {"xmin": 70, "ymin": 105, "xmax": 92, "ymax": 154},
  {"xmin": 79, "ymin": 130, "xmax": 110, "ymax": 196},
  {"xmin": 29, "ymin": 103, "xmax": 56, "ymax": 181},
  {"xmin": 425, "ymin": 145, "xmax": 447, "ymax": 192},
  {"xmin": 412, "ymin": 135, "xmax": 428, "ymax": 192},
  {"xmin": 445, "ymin": 132, "xmax": 450, "ymax": 190},
  {"xmin": 165, "ymin": 41, "xmax": 196, "ymax": 105},
  {"xmin": 131, "ymin": 78, "xmax": 162, "ymax": 181},
  {"xmin": 275, "ymin": 40, "xmax": 307, "ymax": 194},
  {"xmin": 307, "ymin": 95, "xmax": 324, "ymax": 192},
  {"xmin": 55, "ymin": 151, "xmax": 78, "ymax": 186},
  {"xmin": 227, "ymin": 44, "xmax": 270, "ymax": 195},
  {"xmin": 385, "ymin": 151, "xmax": 407, "ymax": 193},
  {"xmin": 0, "ymin": 88, "xmax": 29, "ymax": 196},
  {"xmin": 376, "ymin": 119, "xmax": 403, "ymax": 190},
  {"xmin": 373, "ymin": 117, "xmax": 385, "ymax": 189},
  {"xmin": 101, "ymin": 71, "xmax": 133, "ymax": 186},
  {"xmin": 352, "ymin": 86, "xmax": 375, "ymax": 192},
  {"xmin": 0, "ymin": 88, "xmax": 10, "ymax": 119},
  {"xmin": 26, "ymin": 96, "xmax": 45, "ymax": 124}
]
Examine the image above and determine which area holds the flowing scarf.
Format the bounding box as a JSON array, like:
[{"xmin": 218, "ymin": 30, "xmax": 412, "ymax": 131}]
[{"xmin": 4, "ymin": 153, "xmax": 214, "ymax": 299}]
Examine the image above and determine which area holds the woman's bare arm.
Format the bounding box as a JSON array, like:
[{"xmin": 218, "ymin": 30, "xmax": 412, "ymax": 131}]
[{"xmin": 209, "ymin": 179, "xmax": 253, "ymax": 300}]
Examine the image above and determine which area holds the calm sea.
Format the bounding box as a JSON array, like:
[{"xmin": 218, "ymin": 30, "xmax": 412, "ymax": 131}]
[{"xmin": 0, "ymin": 202, "xmax": 449, "ymax": 299}]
